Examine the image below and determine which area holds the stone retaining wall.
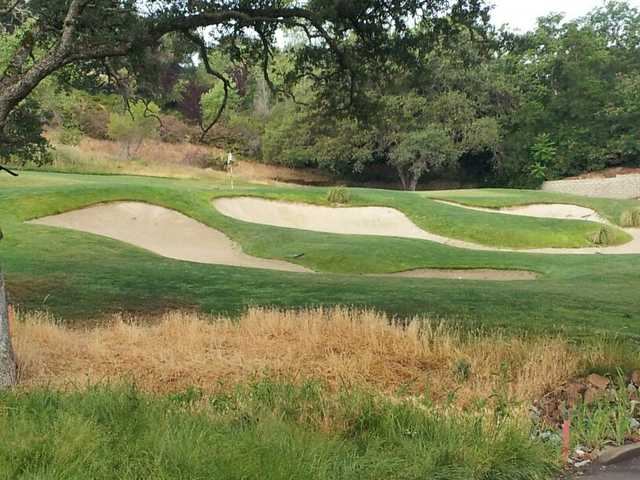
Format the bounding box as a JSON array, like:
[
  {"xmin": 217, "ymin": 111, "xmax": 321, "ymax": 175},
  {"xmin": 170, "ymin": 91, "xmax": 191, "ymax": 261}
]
[{"xmin": 542, "ymin": 174, "xmax": 640, "ymax": 199}]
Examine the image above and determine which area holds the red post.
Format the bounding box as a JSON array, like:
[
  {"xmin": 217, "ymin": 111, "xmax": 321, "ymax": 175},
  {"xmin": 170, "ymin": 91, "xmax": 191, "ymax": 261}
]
[{"xmin": 562, "ymin": 419, "xmax": 571, "ymax": 463}]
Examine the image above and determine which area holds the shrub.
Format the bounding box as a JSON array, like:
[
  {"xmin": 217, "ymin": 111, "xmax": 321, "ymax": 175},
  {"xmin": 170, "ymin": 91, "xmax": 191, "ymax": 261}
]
[
  {"xmin": 182, "ymin": 148, "xmax": 226, "ymax": 170},
  {"xmin": 107, "ymin": 102, "xmax": 160, "ymax": 159},
  {"xmin": 620, "ymin": 208, "xmax": 640, "ymax": 228},
  {"xmin": 56, "ymin": 125, "xmax": 84, "ymax": 146},
  {"xmin": 159, "ymin": 114, "xmax": 198, "ymax": 144},
  {"xmin": 327, "ymin": 186, "xmax": 351, "ymax": 204}
]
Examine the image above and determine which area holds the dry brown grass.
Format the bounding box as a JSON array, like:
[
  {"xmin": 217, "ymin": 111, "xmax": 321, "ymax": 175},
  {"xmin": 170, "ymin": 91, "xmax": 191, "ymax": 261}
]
[
  {"xmin": 11, "ymin": 308, "xmax": 590, "ymax": 405},
  {"xmin": 48, "ymin": 135, "xmax": 332, "ymax": 185}
]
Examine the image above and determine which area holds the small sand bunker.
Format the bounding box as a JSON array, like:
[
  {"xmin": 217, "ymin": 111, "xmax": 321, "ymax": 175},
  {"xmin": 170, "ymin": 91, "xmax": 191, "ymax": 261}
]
[
  {"xmin": 382, "ymin": 269, "xmax": 538, "ymax": 281},
  {"xmin": 28, "ymin": 202, "xmax": 310, "ymax": 273},
  {"xmin": 436, "ymin": 200, "xmax": 606, "ymax": 223},
  {"xmin": 214, "ymin": 196, "xmax": 432, "ymax": 240}
]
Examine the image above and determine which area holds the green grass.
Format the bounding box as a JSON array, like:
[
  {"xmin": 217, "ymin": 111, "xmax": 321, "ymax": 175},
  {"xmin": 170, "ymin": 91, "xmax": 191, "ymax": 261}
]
[
  {"xmin": 0, "ymin": 382, "xmax": 560, "ymax": 480},
  {"xmin": 2, "ymin": 171, "xmax": 640, "ymax": 335}
]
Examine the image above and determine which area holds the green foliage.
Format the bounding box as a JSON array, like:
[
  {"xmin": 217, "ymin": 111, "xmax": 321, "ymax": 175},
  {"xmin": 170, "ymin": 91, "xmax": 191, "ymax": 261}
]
[
  {"xmin": 107, "ymin": 102, "xmax": 160, "ymax": 159},
  {"xmin": 261, "ymin": 102, "xmax": 313, "ymax": 167},
  {"xmin": 571, "ymin": 373, "xmax": 637, "ymax": 450},
  {"xmin": 326, "ymin": 186, "xmax": 351, "ymax": 204},
  {"xmin": 55, "ymin": 126, "xmax": 84, "ymax": 146},
  {"xmin": 591, "ymin": 225, "xmax": 613, "ymax": 246},
  {"xmin": 200, "ymin": 82, "xmax": 240, "ymax": 127},
  {"xmin": 389, "ymin": 126, "xmax": 457, "ymax": 190},
  {"xmin": 501, "ymin": 2, "xmax": 640, "ymax": 182},
  {"xmin": 528, "ymin": 134, "xmax": 557, "ymax": 184},
  {"xmin": 0, "ymin": 99, "xmax": 50, "ymax": 166},
  {"xmin": 0, "ymin": 382, "xmax": 560, "ymax": 479}
]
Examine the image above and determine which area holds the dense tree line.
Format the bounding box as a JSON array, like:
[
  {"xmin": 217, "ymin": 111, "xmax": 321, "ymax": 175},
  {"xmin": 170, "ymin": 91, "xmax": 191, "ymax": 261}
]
[{"xmin": 1, "ymin": 0, "xmax": 639, "ymax": 189}]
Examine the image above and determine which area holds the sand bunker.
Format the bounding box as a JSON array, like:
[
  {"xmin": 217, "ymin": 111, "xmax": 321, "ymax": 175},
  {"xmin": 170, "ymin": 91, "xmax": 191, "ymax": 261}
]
[
  {"xmin": 381, "ymin": 269, "xmax": 538, "ymax": 281},
  {"xmin": 435, "ymin": 200, "xmax": 607, "ymax": 223},
  {"xmin": 213, "ymin": 196, "xmax": 640, "ymax": 255},
  {"xmin": 28, "ymin": 202, "xmax": 311, "ymax": 273},
  {"xmin": 214, "ymin": 196, "xmax": 433, "ymax": 240},
  {"xmin": 28, "ymin": 201, "xmax": 538, "ymax": 281}
]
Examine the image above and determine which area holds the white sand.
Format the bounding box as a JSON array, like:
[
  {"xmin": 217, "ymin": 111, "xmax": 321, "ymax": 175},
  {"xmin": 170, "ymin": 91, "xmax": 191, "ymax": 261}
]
[
  {"xmin": 214, "ymin": 197, "xmax": 432, "ymax": 240},
  {"xmin": 213, "ymin": 196, "xmax": 640, "ymax": 255},
  {"xmin": 435, "ymin": 200, "xmax": 607, "ymax": 223},
  {"xmin": 381, "ymin": 269, "xmax": 538, "ymax": 281},
  {"xmin": 28, "ymin": 202, "xmax": 311, "ymax": 273}
]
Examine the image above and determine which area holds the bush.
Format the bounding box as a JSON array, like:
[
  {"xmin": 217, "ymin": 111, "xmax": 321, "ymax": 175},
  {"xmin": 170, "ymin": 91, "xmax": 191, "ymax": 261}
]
[
  {"xmin": 620, "ymin": 208, "xmax": 640, "ymax": 228},
  {"xmin": 182, "ymin": 148, "xmax": 226, "ymax": 170},
  {"xmin": 107, "ymin": 102, "xmax": 160, "ymax": 159},
  {"xmin": 159, "ymin": 114, "xmax": 198, "ymax": 144},
  {"xmin": 327, "ymin": 186, "xmax": 351, "ymax": 204},
  {"xmin": 56, "ymin": 125, "xmax": 84, "ymax": 146}
]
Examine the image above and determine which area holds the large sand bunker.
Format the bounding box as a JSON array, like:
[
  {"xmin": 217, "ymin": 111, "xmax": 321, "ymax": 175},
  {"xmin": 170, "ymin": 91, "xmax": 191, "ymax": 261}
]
[
  {"xmin": 29, "ymin": 202, "xmax": 310, "ymax": 273},
  {"xmin": 213, "ymin": 196, "xmax": 640, "ymax": 255},
  {"xmin": 28, "ymin": 201, "xmax": 537, "ymax": 281}
]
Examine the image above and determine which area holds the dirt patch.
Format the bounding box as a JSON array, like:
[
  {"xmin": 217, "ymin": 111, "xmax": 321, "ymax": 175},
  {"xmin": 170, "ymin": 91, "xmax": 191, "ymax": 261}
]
[
  {"xmin": 383, "ymin": 268, "xmax": 538, "ymax": 281},
  {"xmin": 27, "ymin": 202, "xmax": 310, "ymax": 273}
]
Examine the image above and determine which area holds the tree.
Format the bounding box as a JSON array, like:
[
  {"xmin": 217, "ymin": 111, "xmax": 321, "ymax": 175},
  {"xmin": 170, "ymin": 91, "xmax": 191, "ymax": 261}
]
[
  {"xmin": 0, "ymin": 256, "xmax": 16, "ymax": 388},
  {"xmin": 0, "ymin": 0, "xmax": 492, "ymax": 162},
  {"xmin": 389, "ymin": 126, "xmax": 457, "ymax": 190},
  {"xmin": 499, "ymin": 2, "xmax": 640, "ymax": 182}
]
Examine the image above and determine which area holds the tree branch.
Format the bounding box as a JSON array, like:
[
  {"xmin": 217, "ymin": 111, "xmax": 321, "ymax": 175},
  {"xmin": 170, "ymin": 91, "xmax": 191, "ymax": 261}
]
[{"xmin": 182, "ymin": 30, "xmax": 231, "ymax": 143}]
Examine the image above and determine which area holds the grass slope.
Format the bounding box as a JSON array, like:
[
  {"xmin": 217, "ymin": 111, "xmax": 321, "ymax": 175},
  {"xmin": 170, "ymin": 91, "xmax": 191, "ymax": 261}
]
[{"xmin": 2, "ymin": 171, "xmax": 640, "ymax": 335}]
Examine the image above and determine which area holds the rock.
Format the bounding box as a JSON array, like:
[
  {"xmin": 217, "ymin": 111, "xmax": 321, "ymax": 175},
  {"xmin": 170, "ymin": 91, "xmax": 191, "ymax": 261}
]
[
  {"xmin": 574, "ymin": 459, "xmax": 591, "ymax": 469},
  {"xmin": 587, "ymin": 373, "xmax": 610, "ymax": 390},
  {"xmin": 596, "ymin": 443, "xmax": 640, "ymax": 465},
  {"xmin": 630, "ymin": 418, "xmax": 640, "ymax": 430},
  {"xmin": 585, "ymin": 387, "xmax": 606, "ymax": 405},
  {"xmin": 631, "ymin": 370, "xmax": 640, "ymax": 387},
  {"xmin": 575, "ymin": 446, "xmax": 588, "ymax": 457}
]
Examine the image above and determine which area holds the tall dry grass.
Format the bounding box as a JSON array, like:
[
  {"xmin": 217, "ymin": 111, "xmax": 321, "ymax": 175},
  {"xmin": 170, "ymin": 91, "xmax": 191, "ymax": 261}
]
[
  {"xmin": 11, "ymin": 308, "xmax": 590, "ymax": 405},
  {"xmin": 46, "ymin": 135, "xmax": 332, "ymax": 184}
]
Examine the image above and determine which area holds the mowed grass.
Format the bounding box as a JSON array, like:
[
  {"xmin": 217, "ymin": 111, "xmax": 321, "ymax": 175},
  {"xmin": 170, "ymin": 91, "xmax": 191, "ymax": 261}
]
[{"xmin": 1, "ymin": 171, "xmax": 640, "ymax": 335}]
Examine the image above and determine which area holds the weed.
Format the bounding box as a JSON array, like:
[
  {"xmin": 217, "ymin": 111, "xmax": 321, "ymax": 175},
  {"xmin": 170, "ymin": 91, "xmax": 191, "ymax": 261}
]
[
  {"xmin": 327, "ymin": 186, "xmax": 351, "ymax": 204},
  {"xmin": 620, "ymin": 208, "xmax": 640, "ymax": 228},
  {"xmin": 591, "ymin": 225, "xmax": 612, "ymax": 245}
]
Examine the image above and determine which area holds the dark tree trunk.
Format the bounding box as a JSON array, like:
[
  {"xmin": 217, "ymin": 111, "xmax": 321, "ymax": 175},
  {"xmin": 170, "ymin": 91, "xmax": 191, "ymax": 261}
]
[{"xmin": 0, "ymin": 272, "xmax": 17, "ymax": 388}]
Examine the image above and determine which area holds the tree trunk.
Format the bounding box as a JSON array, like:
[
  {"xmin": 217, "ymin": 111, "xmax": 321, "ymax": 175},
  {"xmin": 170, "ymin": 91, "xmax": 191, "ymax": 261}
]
[
  {"xmin": 408, "ymin": 173, "xmax": 420, "ymax": 191},
  {"xmin": 396, "ymin": 168, "xmax": 410, "ymax": 190},
  {"xmin": 0, "ymin": 271, "xmax": 17, "ymax": 388}
]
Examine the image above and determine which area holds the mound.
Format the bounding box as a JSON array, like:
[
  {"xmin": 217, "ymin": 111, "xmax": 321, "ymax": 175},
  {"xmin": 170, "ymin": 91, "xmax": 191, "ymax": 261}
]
[{"xmin": 28, "ymin": 202, "xmax": 311, "ymax": 273}]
